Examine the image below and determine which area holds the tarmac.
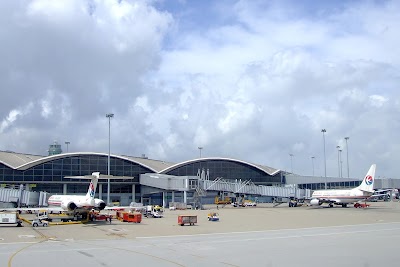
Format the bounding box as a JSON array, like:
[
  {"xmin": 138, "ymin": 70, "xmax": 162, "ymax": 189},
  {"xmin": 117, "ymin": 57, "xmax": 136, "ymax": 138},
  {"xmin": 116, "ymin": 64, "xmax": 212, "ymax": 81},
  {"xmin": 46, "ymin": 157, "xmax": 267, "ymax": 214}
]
[{"xmin": 1, "ymin": 201, "xmax": 400, "ymax": 266}]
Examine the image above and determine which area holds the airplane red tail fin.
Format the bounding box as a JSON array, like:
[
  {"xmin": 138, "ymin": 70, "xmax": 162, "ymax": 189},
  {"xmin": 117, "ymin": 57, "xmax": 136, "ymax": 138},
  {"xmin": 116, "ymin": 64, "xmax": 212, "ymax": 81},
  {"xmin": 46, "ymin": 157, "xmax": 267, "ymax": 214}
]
[
  {"xmin": 86, "ymin": 172, "xmax": 99, "ymax": 199},
  {"xmin": 356, "ymin": 164, "xmax": 376, "ymax": 193}
]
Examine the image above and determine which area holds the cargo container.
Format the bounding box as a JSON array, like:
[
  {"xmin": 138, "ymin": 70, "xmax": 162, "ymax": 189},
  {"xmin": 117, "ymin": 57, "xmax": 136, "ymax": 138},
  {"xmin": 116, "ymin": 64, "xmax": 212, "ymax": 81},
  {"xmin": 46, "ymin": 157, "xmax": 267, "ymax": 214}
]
[
  {"xmin": 0, "ymin": 212, "xmax": 22, "ymax": 227},
  {"xmin": 178, "ymin": 215, "xmax": 197, "ymax": 226}
]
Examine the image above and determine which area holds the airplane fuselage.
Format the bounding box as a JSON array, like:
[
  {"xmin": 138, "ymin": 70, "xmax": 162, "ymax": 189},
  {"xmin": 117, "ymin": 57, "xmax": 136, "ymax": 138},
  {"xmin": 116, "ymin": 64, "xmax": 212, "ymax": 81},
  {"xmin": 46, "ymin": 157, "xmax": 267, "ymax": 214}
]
[
  {"xmin": 48, "ymin": 195, "xmax": 96, "ymax": 210},
  {"xmin": 311, "ymin": 188, "xmax": 374, "ymax": 205}
]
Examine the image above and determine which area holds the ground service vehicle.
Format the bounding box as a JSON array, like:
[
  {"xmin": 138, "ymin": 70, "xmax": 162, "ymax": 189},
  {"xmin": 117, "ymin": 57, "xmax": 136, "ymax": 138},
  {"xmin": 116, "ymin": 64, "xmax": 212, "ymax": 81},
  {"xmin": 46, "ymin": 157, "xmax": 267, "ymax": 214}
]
[
  {"xmin": 245, "ymin": 201, "xmax": 257, "ymax": 206},
  {"xmin": 145, "ymin": 205, "xmax": 163, "ymax": 218},
  {"xmin": 0, "ymin": 212, "xmax": 22, "ymax": 227},
  {"xmin": 37, "ymin": 210, "xmax": 87, "ymax": 222},
  {"xmin": 207, "ymin": 212, "xmax": 220, "ymax": 221},
  {"xmin": 214, "ymin": 196, "xmax": 232, "ymax": 205},
  {"xmin": 116, "ymin": 211, "xmax": 142, "ymax": 223},
  {"xmin": 32, "ymin": 219, "xmax": 49, "ymax": 227},
  {"xmin": 178, "ymin": 215, "xmax": 197, "ymax": 226}
]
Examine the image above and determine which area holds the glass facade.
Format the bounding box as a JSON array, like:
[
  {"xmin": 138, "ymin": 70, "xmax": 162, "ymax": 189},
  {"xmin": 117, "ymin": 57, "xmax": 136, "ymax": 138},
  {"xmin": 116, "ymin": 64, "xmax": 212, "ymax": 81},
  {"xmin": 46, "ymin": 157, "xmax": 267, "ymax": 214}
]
[
  {"xmin": 0, "ymin": 155, "xmax": 154, "ymax": 193},
  {"xmin": 163, "ymin": 159, "xmax": 281, "ymax": 185},
  {"xmin": 1, "ymin": 156, "xmax": 284, "ymax": 197},
  {"xmin": 298, "ymin": 181, "xmax": 360, "ymax": 190}
]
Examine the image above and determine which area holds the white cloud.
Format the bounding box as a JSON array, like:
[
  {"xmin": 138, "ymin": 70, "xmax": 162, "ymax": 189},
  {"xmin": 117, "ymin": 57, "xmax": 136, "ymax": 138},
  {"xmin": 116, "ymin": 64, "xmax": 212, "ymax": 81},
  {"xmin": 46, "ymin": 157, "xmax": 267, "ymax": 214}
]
[
  {"xmin": 1, "ymin": 0, "xmax": 400, "ymax": 179},
  {"xmin": 218, "ymin": 101, "xmax": 255, "ymax": 134},
  {"xmin": 0, "ymin": 103, "xmax": 34, "ymax": 133},
  {"xmin": 0, "ymin": 110, "xmax": 21, "ymax": 133},
  {"xmin": 369, "ymin": 95, "xmax": 388, "ymax": 107}
]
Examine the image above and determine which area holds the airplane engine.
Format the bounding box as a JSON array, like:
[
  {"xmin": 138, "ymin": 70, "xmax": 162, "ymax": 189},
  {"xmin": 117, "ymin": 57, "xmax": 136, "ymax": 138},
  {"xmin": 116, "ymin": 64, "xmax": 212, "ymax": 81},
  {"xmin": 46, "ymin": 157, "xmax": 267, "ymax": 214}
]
[
  {"xmin": 95, "ymin": 199, "xmax": 106, "ymax": 210},
  {"xmin": 61, "ymin": 200, "xmax": 77, "ymax": 211},
  {"xmin": 310, "ymin": 199, "xmax": 320, "ymax": 206}
]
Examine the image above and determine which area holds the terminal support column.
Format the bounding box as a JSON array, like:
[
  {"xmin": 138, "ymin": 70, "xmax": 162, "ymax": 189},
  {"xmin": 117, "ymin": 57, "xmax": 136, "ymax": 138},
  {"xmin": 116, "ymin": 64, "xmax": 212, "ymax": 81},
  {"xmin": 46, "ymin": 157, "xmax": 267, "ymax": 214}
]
[
  {"xmin": 171, "ymin": 191, "xmax": 175, "ymax": 203},
  {"xmin": 184, "ymin": 178, "xmax": 188, "ymax": 204},
  {"xmin": 63, "ymin": 184, "xmax": 67, "ymax": 194},
  {"xmin": 98, "ymin": 184, "xmax": 103, "ymax": 199},
  {"xmin": 132, "ymin": 184, "xmax": 136, "ymax": 203}
]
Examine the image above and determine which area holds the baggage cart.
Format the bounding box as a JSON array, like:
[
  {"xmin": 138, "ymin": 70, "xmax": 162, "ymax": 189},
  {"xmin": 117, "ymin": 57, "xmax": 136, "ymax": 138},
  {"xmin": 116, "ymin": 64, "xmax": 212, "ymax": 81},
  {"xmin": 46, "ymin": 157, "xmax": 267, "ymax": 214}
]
[{"xmin": 178, "ymin": 215, "xmax": 197, "ymax": 226}]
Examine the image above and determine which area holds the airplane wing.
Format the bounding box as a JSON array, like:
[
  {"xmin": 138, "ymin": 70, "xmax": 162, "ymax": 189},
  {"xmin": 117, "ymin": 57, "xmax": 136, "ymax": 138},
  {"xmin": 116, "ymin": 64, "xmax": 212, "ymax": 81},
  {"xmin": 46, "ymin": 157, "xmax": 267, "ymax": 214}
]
[
  {"xmin": 372, "ymin": 189, "xmax": 392, "ymax": 196},
  {"xmin": 318, "ymin": 198, "xmax": 341, "ymax": 204},
  {"xmin": 104, "ymin": 206, "xmax": 127, "ymax": 211},
  {"xmin": 0, "ymin": 207, "xmax": 64, "ymax": 213},
  {"xmin": 104, "ymin": 206, "xmax": 146, "ymax": 211},
  {"xmin": 308, "ymin": 198, "xmax": 342, "ymax": 206}
]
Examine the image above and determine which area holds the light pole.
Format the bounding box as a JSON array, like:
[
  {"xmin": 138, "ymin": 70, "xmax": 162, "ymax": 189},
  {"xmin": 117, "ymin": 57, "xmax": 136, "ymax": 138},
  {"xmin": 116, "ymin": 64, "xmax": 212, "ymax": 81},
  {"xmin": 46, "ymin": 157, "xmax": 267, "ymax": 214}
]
[
  {"xmin": 65, "ymin": 141, "xmax": 70, "ymax": 153},
  {"xmin": 198, "ymin": 147, "xmax": 203, "ymax": 158},
  {"xmin": 311, "ymin": 156, "xmax": 315, "ymax": 176},
  {"xmin": 344, "ymin": 137, "xmax": 350, "ymax": 178},
  {"xmin": 106, "ymin": 113, "xmax": 114, "ymax": 206},
  {"xmin": 321, "ymin": 129, "xmax": 327, "ymax": 189},
  {"xmin": 336, "ymin": 145, "xmax": 340, "ymax": 177},
  {"xmin": 289, "ymin": 154, "xmax": 294, "ymax": 174},
  {"xmin": 339, "ymin": 149, "xmax": 343, "ymax": 178}
]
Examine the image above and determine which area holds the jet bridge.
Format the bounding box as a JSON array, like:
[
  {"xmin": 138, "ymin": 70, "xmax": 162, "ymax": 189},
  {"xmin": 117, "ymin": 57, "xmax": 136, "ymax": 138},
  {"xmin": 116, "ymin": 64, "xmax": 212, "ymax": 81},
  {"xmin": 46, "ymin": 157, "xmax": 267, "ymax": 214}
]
[
  {"xmin": 201, "ymin": 178, "xmax": 310, "ymax": 198},
  {"xmin": 0, "ymin": 185, "xmax": 42, "ymax": 207},
  {"xmin": 140, "ymin": 173, "xmax": 311, "ymax": 199}
]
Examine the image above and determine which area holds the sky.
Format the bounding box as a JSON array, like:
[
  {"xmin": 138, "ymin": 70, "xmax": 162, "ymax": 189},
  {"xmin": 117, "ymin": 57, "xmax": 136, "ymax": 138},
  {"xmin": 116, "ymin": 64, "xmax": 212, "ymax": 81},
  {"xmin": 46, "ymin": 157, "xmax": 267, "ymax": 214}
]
[{"xmin": 0, "ymin": 0, "xmax": 399, "ymax": 179}]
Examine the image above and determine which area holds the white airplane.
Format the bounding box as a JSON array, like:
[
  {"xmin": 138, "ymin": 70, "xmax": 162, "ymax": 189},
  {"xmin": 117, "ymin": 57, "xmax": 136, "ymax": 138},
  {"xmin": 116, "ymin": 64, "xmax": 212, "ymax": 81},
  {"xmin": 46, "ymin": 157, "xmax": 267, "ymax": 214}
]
[
  {"xmin": 47, "ymin": 172, "xmax": 106, "ymax": 211},
  {"xmin": 310, "ymin": 164, "xmax": 376, "ymax": 208},
  {"xmin": 1, "ymin": 172, "xmax": 106, "ymax": 212}
]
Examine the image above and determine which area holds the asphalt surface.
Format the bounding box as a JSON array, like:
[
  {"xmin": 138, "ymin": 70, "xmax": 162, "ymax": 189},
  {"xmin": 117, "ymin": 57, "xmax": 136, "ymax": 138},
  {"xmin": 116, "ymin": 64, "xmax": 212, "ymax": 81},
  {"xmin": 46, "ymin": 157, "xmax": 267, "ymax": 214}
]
[{"xmin": 1, "ymin": 202, "xmax": 400, "ymax": 267}]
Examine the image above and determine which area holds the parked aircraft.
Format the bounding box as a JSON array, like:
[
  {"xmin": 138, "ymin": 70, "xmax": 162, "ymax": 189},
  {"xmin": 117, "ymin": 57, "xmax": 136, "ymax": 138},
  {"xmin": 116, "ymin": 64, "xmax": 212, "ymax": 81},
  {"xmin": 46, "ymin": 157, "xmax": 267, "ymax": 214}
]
[
  {"xmin": 1, "ymin": 172, "xmax": 106, "ymax": 212},
  {"xmin": 310, "ymin": 164, "xmax": 376, "ymax": 207},
  {"xmin": 47, "ymin": 172, "xmax": 106, "ymax": 211}
]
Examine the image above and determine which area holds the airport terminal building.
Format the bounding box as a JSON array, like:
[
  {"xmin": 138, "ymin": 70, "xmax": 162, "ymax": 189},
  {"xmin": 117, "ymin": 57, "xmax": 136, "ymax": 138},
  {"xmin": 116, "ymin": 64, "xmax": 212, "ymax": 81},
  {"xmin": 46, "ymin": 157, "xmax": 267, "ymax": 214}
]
[
  {"xmin": 1, "ymin": 149, "xmax": 399, "ymax": 206},
  {"xmin": 0, "ymin": 150, "xmax": 284, "ymax": 206}
]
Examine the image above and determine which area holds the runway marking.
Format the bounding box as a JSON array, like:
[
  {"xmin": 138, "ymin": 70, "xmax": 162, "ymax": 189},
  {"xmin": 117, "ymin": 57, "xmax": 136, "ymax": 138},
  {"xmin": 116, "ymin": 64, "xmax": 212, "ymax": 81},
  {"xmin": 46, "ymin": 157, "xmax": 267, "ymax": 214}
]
[
  {"xmin": 77, "ymin": 250, "xmax": 94, "ymax": 257},
  {"xmin": 109, "ymin": 228, "xmax": 125, "ymax": 232},
  {"xmin": 84, "ymin": 224, "xmax": 127, "ymax": 238},
  {"xmin": 0, "ymin": 242, "xmax": 37, "ymax": 246},
  {"xmin": 7, "ymin": 240, "xmax": 46, "ymax": 267},
  {"xmin": 22, "ymin": 247, "xmax": 146, "ymax": 253},
  {"xmin": 8, "ymin": 226, "xmax": 56, "ymax": 266},
  {"xmin": 18, "ymin": 235, "xmax": 35, "ymax": 238},
  {"xmin": 71, "ymin": 240, "xmax": 186, "ymax": 266},
  {"xmin": 136, "ymin": 221, "xmax": 400, "ymax": 239},
  {"xmin": 177, "ymin": 227, "xmax": 400, "ymax": 245},
  {"xmin": 6, "ymin": 244, "xmax": 238, "ymax": 267}
]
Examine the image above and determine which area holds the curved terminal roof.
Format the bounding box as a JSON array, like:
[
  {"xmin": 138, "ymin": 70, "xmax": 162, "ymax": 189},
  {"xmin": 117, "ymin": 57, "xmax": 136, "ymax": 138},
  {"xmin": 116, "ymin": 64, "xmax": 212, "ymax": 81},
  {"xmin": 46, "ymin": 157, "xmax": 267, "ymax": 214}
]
[
  {"xmin": 0, "ymin": 150, "xmax": 43, "ymax": 169},
  {"xmin": 0, "ymin": 151, "xmax": 175, "ymax": 172},
  {"xmin": 118, "ymin": 154, "xmax": 175, "ymax": 172},
  {"xmin": 0, "ymin": 151, "xmax": 280, "ymax": 176},
  {"xmin": 160, "ymin": 157, "xmax": 280, "ymax": 176}
]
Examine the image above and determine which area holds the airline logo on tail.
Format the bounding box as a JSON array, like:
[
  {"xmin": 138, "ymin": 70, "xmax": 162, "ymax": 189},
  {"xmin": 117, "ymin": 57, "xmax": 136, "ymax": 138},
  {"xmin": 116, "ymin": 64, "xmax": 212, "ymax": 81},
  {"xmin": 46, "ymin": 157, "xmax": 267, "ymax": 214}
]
[
  {"xmin": 365, "ymin": 175, "xmax": 373, "ymax": 185},
  {"xmin": 89, "ymin": 182, "xmax": 95, "ymax": 197}
]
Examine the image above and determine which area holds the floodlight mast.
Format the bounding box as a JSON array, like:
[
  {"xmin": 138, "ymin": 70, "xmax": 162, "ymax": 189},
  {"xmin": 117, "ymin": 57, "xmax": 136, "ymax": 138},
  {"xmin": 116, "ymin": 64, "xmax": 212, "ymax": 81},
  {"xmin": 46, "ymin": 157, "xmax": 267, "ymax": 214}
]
[
  {"xmin": 321, "ymin": 129, "xmax": 327, "ymax": 189},
  {"xmin": 65, "ymin": 141, "xmax": 70, "ymax": 153},
  {"xmin": 345, "ymin": 137, "xmax": 350, "ymax": 178},
  {"xmin": 311, "ymin": 156, "xmax": 315, "ymax": 176},
  {"xmin": 106, "ymin": 113, "xmax": 114, "ymax": 206}
]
